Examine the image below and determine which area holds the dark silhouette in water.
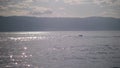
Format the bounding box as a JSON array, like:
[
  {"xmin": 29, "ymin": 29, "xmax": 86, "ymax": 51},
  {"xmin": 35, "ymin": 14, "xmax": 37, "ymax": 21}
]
[{"xmin": 78, "ymin": 35, "xmax": 83, "ymax": 37}]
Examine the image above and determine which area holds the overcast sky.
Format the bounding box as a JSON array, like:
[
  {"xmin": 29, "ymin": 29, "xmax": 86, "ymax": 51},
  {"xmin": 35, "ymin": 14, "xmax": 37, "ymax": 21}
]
[{"xmin": 0, "ymin": 0, "xmax": 120, "ymax": 18}]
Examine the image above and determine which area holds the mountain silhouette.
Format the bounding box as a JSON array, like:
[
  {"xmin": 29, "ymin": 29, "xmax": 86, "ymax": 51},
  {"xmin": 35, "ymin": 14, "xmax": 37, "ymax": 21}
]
[{"xmin": 0, "ymin": 16, "xmax": 120, "ymax": 31}]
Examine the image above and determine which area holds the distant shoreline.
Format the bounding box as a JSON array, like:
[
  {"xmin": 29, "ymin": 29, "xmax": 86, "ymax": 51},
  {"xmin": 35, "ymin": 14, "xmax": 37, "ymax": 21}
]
[
  {"xmin": 0, "ymin": 16, "xmax": 120, "ymax": 31},
  {"xmin": 1, "ymin": 30, "xmax": 120, "ymax": 32}
]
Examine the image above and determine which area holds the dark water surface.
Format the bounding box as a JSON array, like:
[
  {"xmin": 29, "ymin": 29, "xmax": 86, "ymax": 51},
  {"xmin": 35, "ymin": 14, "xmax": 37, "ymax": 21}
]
[{"xmin": 0, "ymin": 31, "xmax": 120, "ymax": 68}]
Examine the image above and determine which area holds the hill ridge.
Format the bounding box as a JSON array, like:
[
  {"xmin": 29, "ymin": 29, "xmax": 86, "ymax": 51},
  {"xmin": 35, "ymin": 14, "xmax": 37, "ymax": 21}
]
[{"xmin": 0, "ymin": 16, "xmax": 120, "ymax": 31}]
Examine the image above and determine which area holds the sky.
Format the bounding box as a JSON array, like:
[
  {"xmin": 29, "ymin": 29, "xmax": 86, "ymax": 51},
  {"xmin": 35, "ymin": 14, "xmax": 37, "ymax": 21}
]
[{"xmin": 0, "ymin": 0, "xmax": 120, "ymax": 18}]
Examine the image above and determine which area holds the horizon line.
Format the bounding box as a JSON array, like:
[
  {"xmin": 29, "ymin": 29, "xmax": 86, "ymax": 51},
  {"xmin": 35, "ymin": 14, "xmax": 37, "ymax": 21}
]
[{"xmin": 0, "ymin": 16, "xmax": 120, "ymax": 19}]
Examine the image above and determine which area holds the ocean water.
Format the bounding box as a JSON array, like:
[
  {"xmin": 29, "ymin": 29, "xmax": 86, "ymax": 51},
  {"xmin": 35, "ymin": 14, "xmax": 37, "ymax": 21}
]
[{"xmin": 0, "ymin": 31, "xmax": 120, "ymax": 68}]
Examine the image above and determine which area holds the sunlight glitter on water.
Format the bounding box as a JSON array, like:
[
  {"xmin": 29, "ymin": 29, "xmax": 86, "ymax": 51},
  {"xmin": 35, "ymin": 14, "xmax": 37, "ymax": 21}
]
[
  {"xmin": 0, "ymin": 32, "xmax": 50, "ymax": 34},
  {"xmin": 0, "ymin": 31, "xmax": 120, "ymax": 68},
  {"xmin": 8, "ymin": 36, "xmax": 47, "ymax": 41}
]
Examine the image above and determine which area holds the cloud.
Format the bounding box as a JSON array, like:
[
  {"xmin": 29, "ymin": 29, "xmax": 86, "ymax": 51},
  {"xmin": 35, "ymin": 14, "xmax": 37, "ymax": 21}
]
[
  {"xmin": 29, "ymin": 6, "xmax": 53, "ymax": 16},
  {"xmin": 0, "ymin": 0, "xmax": 53, "ymax": 16},
  {"xmin": 34, "ymin": 0, "xmax": 49, "ymax": 2},
  {"xmin": 9, "ymin": 10, "xmax": 30, "ymax": 16},
  {"xmin": 0, "ymin": 6, "xmax": 53, "ymax": 16},
  {"xmin": 0, "ymin": 9, "xmax": 30, "ymax": 16},
  {"xmin": 0, "ymin": 0, "xmax": 32, "ymax": 11},
  {"xmin": 0, "ymin": 0, "xmax": 10, "ymax": 2},
  {"xmin": 0, "ymin": 0, "xmax": 8, "ymax": 2},
  {"xmin": 0, "ymin": 6, "xmax": 8, "ymax": 10},
  {"xmin": 101, "ymin": 12, "xmax": 120, "ymax": 18},
  {"xmin": 24, "ymin": 0, "xmax": 33, "ymax": 3},
  {"xmin": 93, "ymin": 0, "xmax": 120, "ymax": 6},
  {"xmin": 29, "ymin": 10, "xmax": 52, "ymax": 16},
  {"xmin": 0, "ymin": 0, "xmax": 119, "ymax": 18},
  {"xmin": 63, "ymin": 0, "xmax": 91, "ymax": 5}
]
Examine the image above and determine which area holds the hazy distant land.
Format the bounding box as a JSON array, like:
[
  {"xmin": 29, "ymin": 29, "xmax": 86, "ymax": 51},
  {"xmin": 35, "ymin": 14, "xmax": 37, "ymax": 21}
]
[{"xmin": 0, "ymin": 16, "xmax": 120, "ymax": 31}]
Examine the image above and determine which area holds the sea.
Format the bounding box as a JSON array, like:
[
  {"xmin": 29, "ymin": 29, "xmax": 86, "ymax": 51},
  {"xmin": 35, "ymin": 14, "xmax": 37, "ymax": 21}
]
[{"xmin": 0, "ymin": 31, "xmax": 120, "ymax": 68}]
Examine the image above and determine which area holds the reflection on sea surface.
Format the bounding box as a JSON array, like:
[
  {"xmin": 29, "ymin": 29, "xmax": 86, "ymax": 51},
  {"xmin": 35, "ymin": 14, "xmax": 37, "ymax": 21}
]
[
  {"xmin": 0, "ymin": 42, "xmax": 34, "ymax": 68},
  {"xmin": 0, "ymin": 31, "xmax": 120, "ymax": 68}
]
